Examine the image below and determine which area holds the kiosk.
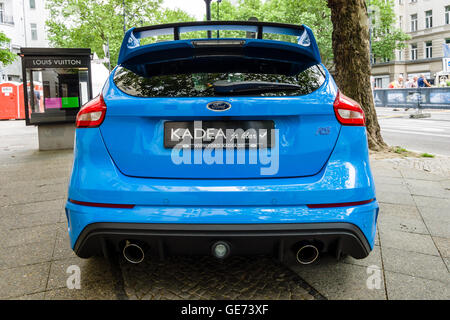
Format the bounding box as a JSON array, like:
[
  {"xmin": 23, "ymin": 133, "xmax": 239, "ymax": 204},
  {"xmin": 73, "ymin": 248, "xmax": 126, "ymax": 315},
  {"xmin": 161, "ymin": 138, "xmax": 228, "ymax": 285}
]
[{"xmin": 20, "ymin": 48, "xmax": 92, "ymax": 150}]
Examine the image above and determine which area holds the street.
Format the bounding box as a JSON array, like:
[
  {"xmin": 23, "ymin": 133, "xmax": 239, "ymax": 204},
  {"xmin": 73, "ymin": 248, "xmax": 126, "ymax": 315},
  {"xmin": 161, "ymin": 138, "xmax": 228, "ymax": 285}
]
[{"xmin": 377, "ymin": 108, "xmax": 450, "ymax": 156}]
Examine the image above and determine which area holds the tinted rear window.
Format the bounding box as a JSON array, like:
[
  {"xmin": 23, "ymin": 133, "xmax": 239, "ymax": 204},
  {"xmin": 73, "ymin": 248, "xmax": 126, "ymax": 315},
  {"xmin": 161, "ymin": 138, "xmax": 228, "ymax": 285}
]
[{"xmin": 113, "ymin": 58, "xmax": 326, "ymax": 98}]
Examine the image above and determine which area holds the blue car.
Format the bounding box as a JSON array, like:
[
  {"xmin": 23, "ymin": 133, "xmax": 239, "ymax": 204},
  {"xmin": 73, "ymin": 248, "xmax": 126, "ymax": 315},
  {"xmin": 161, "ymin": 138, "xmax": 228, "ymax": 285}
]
[{"xmin": 66, "ymin": 21, "xmax": 378, "ymax": 265}]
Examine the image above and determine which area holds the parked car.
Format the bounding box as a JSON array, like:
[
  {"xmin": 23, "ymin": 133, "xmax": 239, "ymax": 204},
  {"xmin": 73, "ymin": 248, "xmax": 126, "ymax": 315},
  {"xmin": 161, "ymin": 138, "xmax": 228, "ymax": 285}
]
[{"xmin": 66, "ymin": 21, "xmax": 378, "ymax": 265}]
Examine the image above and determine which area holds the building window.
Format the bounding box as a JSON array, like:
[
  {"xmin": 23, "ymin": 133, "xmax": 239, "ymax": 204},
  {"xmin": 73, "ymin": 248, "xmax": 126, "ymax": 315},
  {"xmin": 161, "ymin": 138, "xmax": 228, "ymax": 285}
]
[
  {"xmin": 31, "ymin": 23, "xmax": 38, "ymax": 40},
  {"xmin": 375, "ymin": 78, "xmax": 382, "ymax": 88},
  {"xmin": 374, "ymin": 76, "xmax": 390, "ymax": 89},
  {"xmin": 409, "ymin": 0, "xmax": 417, "ymax": 3},
  {"xmin": 411, "ymin": 43, "xmax": 417, "ymax": 60},
  {"xmin": 397, "ymin": 49, "xmax": 403, "ymax": 61},
  {"xmin": 0, "ymin": 3, "xmax": 4, "ymax": 23},
  {"xmin": 30, "ymin": 0, "xmax": 36, "ymax": 9},
  {"xmin": 411, "ymin": 14, "xmax": 418, "ymax": 32},
  {"xmin": 446, "ymin": 6, "xmax": 450, "ymax": 25},
  {"xmin": 425, "ymin": 41, "xmax": 432, "ymax": 59},
  {"xmin": 399, "ymin": 16, "xmax": 403, "ymax": 29},
  {"xmin": 398, "ymin": 0, "xmax": 403, "ymax": 5},
  {"xmin": 425, "ymin": 10, "xmax": 433, "ymax": 29},
  {"xmin": 0, "ymin": 3, "xmax": 13, "ymax": 25}
]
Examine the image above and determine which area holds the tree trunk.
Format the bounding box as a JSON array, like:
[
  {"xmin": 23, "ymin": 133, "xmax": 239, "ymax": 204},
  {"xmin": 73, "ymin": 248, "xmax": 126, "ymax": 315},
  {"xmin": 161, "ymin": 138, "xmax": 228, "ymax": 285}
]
[{"xmin": 327, "ymin": 0, "xmax": 386, "ymax": 150}]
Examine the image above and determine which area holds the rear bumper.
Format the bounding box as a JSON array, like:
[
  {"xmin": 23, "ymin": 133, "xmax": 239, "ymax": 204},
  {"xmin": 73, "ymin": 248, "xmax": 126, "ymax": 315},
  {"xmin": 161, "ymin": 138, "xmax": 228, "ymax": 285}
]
[
  {"xmin": 66, "ymin": 199, "xmax": 378, "ymax": 259},
  {"xmin": 73, "ymin": 222, "xmax": 371, "ymax": 260}
]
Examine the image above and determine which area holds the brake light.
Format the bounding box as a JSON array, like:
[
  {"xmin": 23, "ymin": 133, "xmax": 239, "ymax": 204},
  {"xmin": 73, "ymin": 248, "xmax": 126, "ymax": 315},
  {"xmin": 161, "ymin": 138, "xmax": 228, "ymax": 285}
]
[
  {"xmin": 333, "ymin": 91, "xmax": 365, "ymax": 126},
  {"xmin": 76, "ymin": 94, "xmax": 107, "ymax": 128}
]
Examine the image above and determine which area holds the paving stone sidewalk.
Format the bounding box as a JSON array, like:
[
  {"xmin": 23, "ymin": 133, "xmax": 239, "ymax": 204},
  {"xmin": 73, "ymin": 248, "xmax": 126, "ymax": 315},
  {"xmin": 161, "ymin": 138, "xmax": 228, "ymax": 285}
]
[
  {"xmin": 288, "ymin": 158, "xmax": 450, "ymax": 300},
  {"xmin": 0, "ymin": 121, "xmax": 449, "ymax": 300},
  {"xmin": 120, "ymin": 256, "xmax": 318, "ymax": 300}
]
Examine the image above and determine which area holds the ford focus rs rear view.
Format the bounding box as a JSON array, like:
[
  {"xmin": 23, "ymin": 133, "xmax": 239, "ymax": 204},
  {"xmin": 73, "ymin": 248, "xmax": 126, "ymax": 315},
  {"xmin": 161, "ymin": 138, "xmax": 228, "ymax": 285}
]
[{"xmin": 66, "ymin": 21, "xmax": 378, "ymax": 265}]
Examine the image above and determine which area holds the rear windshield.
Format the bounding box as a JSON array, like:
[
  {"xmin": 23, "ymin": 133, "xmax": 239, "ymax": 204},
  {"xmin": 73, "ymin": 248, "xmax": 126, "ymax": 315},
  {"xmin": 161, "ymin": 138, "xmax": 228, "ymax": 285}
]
[{"xmin": 113, "ymin": 59, "xmax": 326, "ymax": 98}]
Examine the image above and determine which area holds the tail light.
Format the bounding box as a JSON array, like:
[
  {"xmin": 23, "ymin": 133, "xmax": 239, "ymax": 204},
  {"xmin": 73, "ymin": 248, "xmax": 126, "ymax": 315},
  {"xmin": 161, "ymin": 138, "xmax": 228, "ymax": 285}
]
[
  {"xmin": 333, "ymin": 91, "xmax": 365, "ymax": 126},
  {"xmin": 76, "ymin": 94, "xmax": 107, "ymax": 128}
]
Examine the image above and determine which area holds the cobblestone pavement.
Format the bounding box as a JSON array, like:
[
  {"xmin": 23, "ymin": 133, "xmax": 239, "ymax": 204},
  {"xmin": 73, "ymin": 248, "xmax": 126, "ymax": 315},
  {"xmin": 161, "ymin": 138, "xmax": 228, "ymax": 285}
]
[
  {"xmin": 0, "ymin": 120, "xmax": 449, "ymax": 300},
  {"xmin": 120, "ymin": 256, "xmax": 317, "ymax": 300}
]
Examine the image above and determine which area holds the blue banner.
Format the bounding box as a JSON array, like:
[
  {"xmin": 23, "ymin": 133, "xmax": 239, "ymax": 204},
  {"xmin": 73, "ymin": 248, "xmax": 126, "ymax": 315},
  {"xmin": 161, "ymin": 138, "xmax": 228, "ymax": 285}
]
[{"xmin": 443, "ymin": 43, "xmax": 450, "ymax": 58}]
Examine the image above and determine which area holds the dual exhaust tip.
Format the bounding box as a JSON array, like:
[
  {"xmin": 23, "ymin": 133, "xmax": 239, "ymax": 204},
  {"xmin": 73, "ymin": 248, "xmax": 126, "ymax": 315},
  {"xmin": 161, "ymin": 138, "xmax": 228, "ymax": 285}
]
[
  {"xmin": 295, "ymin": 243, "xmax": 320, "ymax": 265},
  {"xmin": 122, "ymin": 240, "xmax": 146, "ymax": 264},
  {"xmin": 122, "ymin": 240, "xmax": 320, "ymax": 264}
]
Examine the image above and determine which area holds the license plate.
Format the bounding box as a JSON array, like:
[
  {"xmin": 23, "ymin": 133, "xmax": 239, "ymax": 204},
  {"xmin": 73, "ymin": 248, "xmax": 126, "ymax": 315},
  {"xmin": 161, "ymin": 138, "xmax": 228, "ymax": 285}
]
[{"xmin": 164, "ymin": 120, "xmax": 274, "ymax": 149}]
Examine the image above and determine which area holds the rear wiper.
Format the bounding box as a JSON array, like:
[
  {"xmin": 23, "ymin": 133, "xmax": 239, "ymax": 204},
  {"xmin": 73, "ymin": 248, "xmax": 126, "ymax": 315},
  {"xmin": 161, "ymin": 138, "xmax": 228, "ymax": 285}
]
[{"xmin": 212, "ymin": 81, "xmax": 301, "ymax": 94}]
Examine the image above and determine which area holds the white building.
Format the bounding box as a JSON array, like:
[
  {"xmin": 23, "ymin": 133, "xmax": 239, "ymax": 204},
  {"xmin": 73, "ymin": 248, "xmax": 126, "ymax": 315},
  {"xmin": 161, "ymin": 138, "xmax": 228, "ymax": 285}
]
[
  {"xmin": 0, "ymin": 0, "xmax": 49, "ymax": 82},
  {"xmin": 372, "ymin": 0, "xmax": 450, "ymax": 88}
]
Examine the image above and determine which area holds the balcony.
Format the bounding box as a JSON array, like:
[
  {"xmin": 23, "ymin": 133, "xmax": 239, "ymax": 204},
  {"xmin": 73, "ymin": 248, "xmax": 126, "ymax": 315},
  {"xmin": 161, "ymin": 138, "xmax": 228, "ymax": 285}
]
[{"xmin": 0, "ymin": 14, "xmax": 14, "ymax": 26}]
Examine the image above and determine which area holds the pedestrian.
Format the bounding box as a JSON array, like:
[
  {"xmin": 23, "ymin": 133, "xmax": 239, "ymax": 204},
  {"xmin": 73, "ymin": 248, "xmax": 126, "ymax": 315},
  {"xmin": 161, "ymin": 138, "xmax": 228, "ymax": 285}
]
[
  {"xmin": 417, "ymin": 74, "xmax": 431, "ymax": 88},
  {"xmin": 405, "ymin": 78, "xmax": 414, "ymax": 88},
  {"xmin": 388, "ymin": 76, "xmax": 404, "ymax": 88},
  {"xmin": 406, "ymin": 77, "xmax": 419, "ymax": 88}
]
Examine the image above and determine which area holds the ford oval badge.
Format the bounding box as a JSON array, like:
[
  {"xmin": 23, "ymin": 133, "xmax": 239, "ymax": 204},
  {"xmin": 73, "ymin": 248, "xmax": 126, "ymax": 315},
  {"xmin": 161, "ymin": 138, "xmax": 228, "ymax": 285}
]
[{"xmin": 207, "ymin": 101, "xmax": 231, "ymax": 112}]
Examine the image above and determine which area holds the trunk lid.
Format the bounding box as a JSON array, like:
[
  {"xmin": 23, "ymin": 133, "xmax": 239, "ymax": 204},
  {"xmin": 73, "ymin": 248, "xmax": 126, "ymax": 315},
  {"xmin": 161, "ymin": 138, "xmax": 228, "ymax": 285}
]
[
  {"xmin": 99, "ymin": 21, "xmax": 340, "ymax": 179},
  {"xmin": 100, "ymin": 77, "xmax": 340, "ymax": 179}
]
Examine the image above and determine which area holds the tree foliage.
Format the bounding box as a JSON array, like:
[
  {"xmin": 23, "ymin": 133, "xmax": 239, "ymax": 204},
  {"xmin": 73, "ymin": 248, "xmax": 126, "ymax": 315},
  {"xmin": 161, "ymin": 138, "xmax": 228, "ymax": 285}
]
[
  {"xmin": 46, "ymin": 0, "xmax": 195, "ymax": 67},
  {"xmin": 46, "ymin": 0, "xmax": 408, "ymax": 74},
  {"xmin": 0, "ymin": 32, "xmax": 16, "ymax": 66},
  {"xmin": 211, "ymin": 0, "xmax": 334, "ymax": 67},
  {"xmin": 46, "ymin": 0, "xmax": 333, "ymax": 68},
  {"xmin": 368, "ymin": 0, "xmax": 410, "ymax": 62}
]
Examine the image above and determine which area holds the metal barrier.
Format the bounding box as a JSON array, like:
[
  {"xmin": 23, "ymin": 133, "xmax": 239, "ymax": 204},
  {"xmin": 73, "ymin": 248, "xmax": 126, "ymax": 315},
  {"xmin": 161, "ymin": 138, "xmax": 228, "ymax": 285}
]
[{"xmin": 373, "ymin": 87, "xmax": 450, "ymax": 110}]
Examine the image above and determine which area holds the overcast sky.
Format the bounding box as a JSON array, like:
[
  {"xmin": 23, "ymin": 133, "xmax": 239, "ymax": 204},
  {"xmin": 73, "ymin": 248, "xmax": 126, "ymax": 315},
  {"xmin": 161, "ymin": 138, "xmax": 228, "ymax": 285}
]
[{"xmin": 162, "ymin": 0, "xmax": 239, "ymax": 20}]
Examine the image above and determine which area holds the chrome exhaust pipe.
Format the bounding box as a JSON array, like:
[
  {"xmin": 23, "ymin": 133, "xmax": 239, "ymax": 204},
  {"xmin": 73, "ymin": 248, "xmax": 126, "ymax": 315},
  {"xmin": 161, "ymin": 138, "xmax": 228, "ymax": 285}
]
[
  {"xmin": 296, "ymin": 244, "xmax": 319, "ymax": 265},
  {"xmin": 122, "ymin": 240, "xmax": 145, "ymax": 264}
]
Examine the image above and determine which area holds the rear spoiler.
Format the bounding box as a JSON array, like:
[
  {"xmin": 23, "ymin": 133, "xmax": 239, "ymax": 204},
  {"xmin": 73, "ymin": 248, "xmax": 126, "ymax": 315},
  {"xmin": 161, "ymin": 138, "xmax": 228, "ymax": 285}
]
[{"xmin": 117, "ymin": 20, "xmax": 321, "ymax": 69}]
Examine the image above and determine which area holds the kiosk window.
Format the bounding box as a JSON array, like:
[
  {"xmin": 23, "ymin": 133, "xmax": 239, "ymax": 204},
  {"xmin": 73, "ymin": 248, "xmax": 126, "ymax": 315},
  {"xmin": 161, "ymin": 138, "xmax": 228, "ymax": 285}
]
[
  {"xmin": 20, "ymin": 49, "xmax": 92, "ymax": 125},
  {"xmin": 26, "ymin": 67, "xmax": 90, "ymax": 124}
]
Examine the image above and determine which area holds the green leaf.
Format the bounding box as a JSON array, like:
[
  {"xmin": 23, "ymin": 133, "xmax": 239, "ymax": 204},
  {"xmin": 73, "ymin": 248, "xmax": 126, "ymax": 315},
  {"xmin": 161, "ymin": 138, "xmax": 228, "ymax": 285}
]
[
  {"xmin": 0, "ymin": 32, "xmax": 16, "ymax": 66},
  {"xmin": 368, "ymin": 0, "xmax": 410, "ymax": 61}
]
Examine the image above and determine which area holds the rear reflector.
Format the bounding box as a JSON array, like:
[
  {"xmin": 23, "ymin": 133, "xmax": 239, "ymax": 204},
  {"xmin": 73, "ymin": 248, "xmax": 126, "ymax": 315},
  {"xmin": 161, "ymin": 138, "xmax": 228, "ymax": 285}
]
[
  {"xmin": 307, "ymin": 199, "xmax": 375, "ymax": 209},
  {"xmin": 69, "ymin": 199, "xmax": 135, "ymax": 209},
  {"xmin": 333, "ymin": 91, "xmax": 365, "ymax": 126},
  {"xmin": 76, "ymin": 94, "xmax": 107, "ymax": 128}
]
